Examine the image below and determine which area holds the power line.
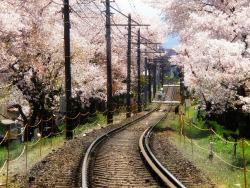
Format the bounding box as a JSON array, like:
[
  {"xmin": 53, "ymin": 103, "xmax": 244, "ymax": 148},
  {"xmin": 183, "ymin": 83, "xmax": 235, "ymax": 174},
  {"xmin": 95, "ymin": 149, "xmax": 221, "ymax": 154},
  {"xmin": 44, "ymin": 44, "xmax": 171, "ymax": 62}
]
[
  {"xmin": 73, "ymin": 0, "xmax": 161, "ymax": 52},
  {"xmin": 127, "ymin": 0, "xmax": 142, "ymax": 24},
  {"xmin": 109, "ymin": 4, "xmax": 161, "ymax": 53},
  {"xmin": 69, "ymin": 5, "xmax": 107, "ymax": 44},
  {"xmin": 109, "ymin": 3, "xmax": 158, "ymax": 47},
  {"xmin": 110, "ymin": 5, "xmax": 141, "ymax": 26},
  {"xmin": 77, "ymin": 0, "xmax": 104, "ymax": 19},
  {"xmin": 70, "ymin": 1, "xmax": 105, "ymax": 26},
  {"xmin": 90, "ymin": 27, "xmax": 105, "ymax": 42},
  {"xmin": 110, "ymin": 21, "xmax": 127, "ymax": 41},
  {"xmin": 50, "ymin": 0, "xmax": 63, "ymax": 5},
  {"xmin": 131, "ymin": 30, "xmax": 160, "ymax": 46},
  {"xmin": 73, "ymin": 2, "xmax": 128, "ymax": 48},
  {"xmin": 91, "ymin": 0, "xmax": 106, "ymax": 22},
  {"xmin": 76, "ymin": 0, "xmax": 96, "ymax": 5},
  {"xmin": 70, "ymin": 6, "xmax": 103, "ymax": 28},
  {"xmin": 125, "ymin": 0, "xmax": 159, "ymax": 47},
  {"xmin": 114, "ymin": 0, "xmax": 122, "ymax": 12}
]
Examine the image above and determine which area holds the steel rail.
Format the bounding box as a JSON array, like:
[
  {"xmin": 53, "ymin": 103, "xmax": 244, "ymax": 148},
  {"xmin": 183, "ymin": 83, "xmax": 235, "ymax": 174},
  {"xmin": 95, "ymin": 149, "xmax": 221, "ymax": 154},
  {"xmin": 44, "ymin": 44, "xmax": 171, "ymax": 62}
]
[
  {"xmin": 139, "ymin": 87, "xmax": 185, "ymax": 188},
  {"xmin": 82, "ymin": 108, "xmax": 157, "ymax": 188}
]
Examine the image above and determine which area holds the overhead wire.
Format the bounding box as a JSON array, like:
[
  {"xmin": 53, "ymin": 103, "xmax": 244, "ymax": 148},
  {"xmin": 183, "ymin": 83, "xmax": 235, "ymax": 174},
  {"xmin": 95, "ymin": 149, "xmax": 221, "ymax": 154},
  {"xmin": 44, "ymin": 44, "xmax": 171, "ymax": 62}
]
[
  {"xmin": 127, "ymin": 0, "xmax": 160, "ymax": 48},
  {"xmin": 111, "ymin": 1, "xmax": 161, "ymax": 52},
  {"xmin": 73, "ymin": 0, "xmax": 161, "ymax": 55},
  {"xmin": 68, "ymin": 2, "xmax": 106, "ymax": 55},
  {"xmin": 89, "ymin": 27, "xmax": 105, "ymax": 42},
  {"xmin": 76, "ymin": 0, "xmax": 96, "ymax": 6},
  {"xmin": 109, "ymin": 5, "xmax": 143, "ymax": 26},
  {"xmin": 70, "ymin": 5, "xmax": 103, "ymax": 28},
  {"xmin": 75, "ymin": 0, "xmax": 121, "ymax": 45},
  {"xmin": 127, "ymin": 0, "xmax": 143, "ymax": 24},
  {"xmin": 90, "ymin": 0, "xmax": 106, "ymax": 22},
  {"xmin": 50, "ymin": 0, "xmax": 64, "ymax": 6},
  {"xmin": 110, "ymin": 18, "xmax": 127, "ymax": 41},
  {"xmin": 114, "ymin": 0, "xmax": 122, "ymax": 12},
  {"xmin": 109, "ymin": 4, "xmax": 157, "ymax": 50},
  {"xmin": 73, "ymin": 0, "xmax": 128, "ymax": 58},
  {"xmin": 131, "ymin": 30, "xmax": 160, "ymax": 52},
  {"xmin": 129, "ymin": 0, "xmax": 159, "ymax": 47},
  {"xmin": 73, "ymin": 1, "xmax": 100, "ymax": 19},
  {"xmin": 75, "ymin": 0, "xmax": 98, "ymax": 16},
  {"xmin": 92, "ymin": 1, "xmax": 129, "ymax": 45},
  {"xmin": 96, "ymin": 2, "xmax": 129, "ymax": 48},
  {"xmin": 78, "ymin": 0, "xmax": 103, "ymax": 16}
]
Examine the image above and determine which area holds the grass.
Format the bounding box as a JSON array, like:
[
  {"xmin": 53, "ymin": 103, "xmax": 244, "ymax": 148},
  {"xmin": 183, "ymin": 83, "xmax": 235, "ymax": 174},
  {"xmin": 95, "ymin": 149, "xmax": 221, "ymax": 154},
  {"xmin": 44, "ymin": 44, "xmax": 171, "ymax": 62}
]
[
  {"xmin": 0, "ymin": 135, "xmax": 65, "ymax": 186},
  {"xmin": 164, "ymin": 76, "xmax": 180, "ymax": 84},
  {"xmin": 144, "ymin": 104, "xmax": 154, "ymax": 111},
  {"xmin": 0, "ymin": 108, "xmax": 141, "ymax": 186},
  {"xmin": 164, "ymin": 76, "xmax": 177, "ymax": 80},
  {"xmin": 0, "ymin": 111, "xmax": 132, "ymax": 186},
  {"xmin": 155, "ymin": 105, "xmax": 250, "ymax": 187}
]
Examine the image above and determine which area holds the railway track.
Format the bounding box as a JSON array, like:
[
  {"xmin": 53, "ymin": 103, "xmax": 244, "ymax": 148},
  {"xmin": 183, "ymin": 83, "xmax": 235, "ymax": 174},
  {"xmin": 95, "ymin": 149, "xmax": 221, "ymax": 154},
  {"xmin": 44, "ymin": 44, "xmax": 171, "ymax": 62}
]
[
  {"xmin": 83, "ymin": 110, "xmax": 163, "ymax": 188},
  {"xmin": 139, "ymin": 109, "xmax": 186, "ymax": 188},
  {"xmin": 13, "ymin": 84, "xmax": 214, "ymax": 188},
  {"xmin": 82, "ymin": 86, "xmax": 180, "ymax": 188},
  {"xmin": 142, "ymin": 88, "xmax": 215, "ymax": 187}
]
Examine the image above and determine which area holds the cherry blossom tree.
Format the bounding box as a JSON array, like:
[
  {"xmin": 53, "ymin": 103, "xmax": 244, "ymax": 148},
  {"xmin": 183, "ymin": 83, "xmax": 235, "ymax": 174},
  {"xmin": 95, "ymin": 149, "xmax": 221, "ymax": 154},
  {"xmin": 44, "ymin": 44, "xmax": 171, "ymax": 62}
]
[
  {"xmin": 147, "ymin": 0, "xmax": 250, "ymax": 135},
  {"xmin": 0, "ymin": 0, "xmax": 166, "ymax": 137}
]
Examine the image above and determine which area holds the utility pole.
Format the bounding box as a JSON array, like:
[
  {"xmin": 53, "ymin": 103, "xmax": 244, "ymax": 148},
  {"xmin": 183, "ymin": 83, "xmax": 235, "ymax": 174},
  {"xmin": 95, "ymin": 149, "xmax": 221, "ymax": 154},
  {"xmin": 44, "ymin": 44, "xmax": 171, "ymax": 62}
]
[
  {"xmin": 137, "ymin": 29, "xmax": 141, "ymax": 112},
  {"xmin": 126, "ymin": 14, "xmax": 132, "ymax": 118},
  {"xmin": 148, "ymin": 63, "xmax": 152, "ymax": 103},
  {"xmin": 106, "ymin": 0, "xmax": 113, "ymax": 124},
  {"xmin": 64, "ymin": 0, "xmax": 73, "ymax": 139},
  {"xmin": 153, "ymin": 59, "xmax": 157, "ymax": 98},
  {"xmin": 144, "ymin": 56, "xmax": 148, "ymax": 108},
  {"xmin": 101, "ymin": 8, "xmax": 150, "ymax": 118},
  {"xmin": 180, "ymin": 66, "xmax": 185, "ymax": 104},
  {"xmin": 161, "ymin": 59, "xmax": 164, "ymax": 87},
  {"xmin": 158, "ymin": 62, "xmax": 161, "ymax": 90}
]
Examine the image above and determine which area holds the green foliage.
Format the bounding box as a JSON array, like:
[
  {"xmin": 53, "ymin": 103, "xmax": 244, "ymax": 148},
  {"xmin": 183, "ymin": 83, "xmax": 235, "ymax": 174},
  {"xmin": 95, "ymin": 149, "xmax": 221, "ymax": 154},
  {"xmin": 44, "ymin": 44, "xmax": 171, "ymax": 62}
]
[
  {"xmin": 74, "ymin": 113, "xmax": 106, "ymax": 135},
  {"xmin": 191, "ymin": 100, "xmax": 199, "ymax": 106},
  {"xmin": 0, "ymin": 142, "xmax": 27, "ymax": 167},
  {"xmin": 0, "ymin": 113, "xmax": 107, "ymax": 174},
  {"xmin": 164, "ymin": 76, "xmax": 180, "ymax": 83},
  {"xmin": 164, "ymin": 76, "xmax": 175, "ymax": 80},
  {"xmin": 155, "ymin": 105, "xmax": 250, "ymax": 187},
  {"xmin": 0, "ymin": 122, "xmax": 7, "ymax": 135}
]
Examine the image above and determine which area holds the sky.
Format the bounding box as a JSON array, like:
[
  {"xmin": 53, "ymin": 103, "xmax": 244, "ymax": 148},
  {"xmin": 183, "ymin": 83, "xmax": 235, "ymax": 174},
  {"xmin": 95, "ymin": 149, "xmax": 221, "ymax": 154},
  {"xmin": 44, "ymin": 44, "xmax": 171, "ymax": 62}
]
[{"xmin": 114, "ymin": 0, "xmax": 180, "ymax": 49}]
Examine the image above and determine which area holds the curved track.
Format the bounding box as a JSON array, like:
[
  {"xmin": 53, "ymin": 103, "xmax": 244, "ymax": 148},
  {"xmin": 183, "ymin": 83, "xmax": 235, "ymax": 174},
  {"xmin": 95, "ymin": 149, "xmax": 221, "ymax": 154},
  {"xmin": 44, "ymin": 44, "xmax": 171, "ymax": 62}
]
[
  {"xmin": 140, "ymin": 87, "xmax": 214, "ymax": 187},
  {"xmin": 89, "ymin": 112, "xmax": 163, "ymax": 187},
  {"xmin": 83, "ymin": 87, "xmax": 177, "ymax": 188},
  {"xmin": 139, "ymin": 110, "xmax": 186, "ymax": 188},
  {"xmin": 139, "ymin": 86, "xmax": 185, "ymax": 187}
]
